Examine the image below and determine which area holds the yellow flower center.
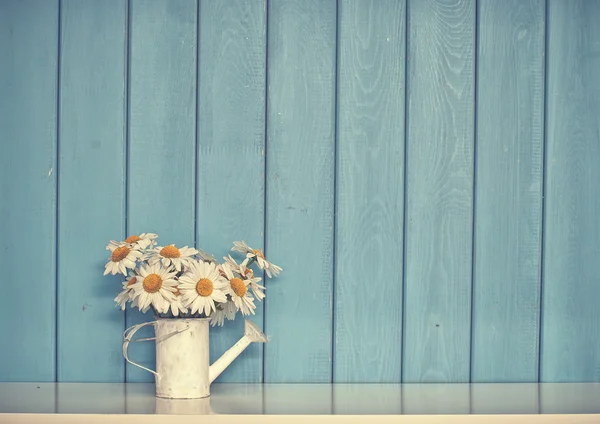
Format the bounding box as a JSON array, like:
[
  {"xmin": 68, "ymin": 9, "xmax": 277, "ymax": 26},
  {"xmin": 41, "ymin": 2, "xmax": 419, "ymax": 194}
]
[
  {"xmin": 196, "ymin": 278, "xmax": 213, "ymax": 297},
  {"xmin": 230, "ymin": 278, "xmax": 247, "ymax": 297},
  {"xmin": 143, "ymin": 274, "xmax": 162, "ymax": 293},
  {"xmin": 127, "ymin": 277, "xmax": 137, "ymax": 287},
  {"xmin": 111, "ymin": 246, "xmax": 130, "ymax": 262},
  {"xmin": 125, "ymin": 235, "xmax": 141, "ymax": 243},
  {"xmin": 160, "ymin": 245, "xmax": 181, "ymax": 258},
  {"xmin": 253, "ymin": 249, "xmax": 265, "ymax": 259}
]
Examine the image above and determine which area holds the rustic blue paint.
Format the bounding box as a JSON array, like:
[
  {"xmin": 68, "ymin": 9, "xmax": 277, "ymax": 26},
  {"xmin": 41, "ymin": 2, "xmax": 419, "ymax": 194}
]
[
  {"xmin": 541, "ymin": 0, "xmax": 600, "ymax": 382},
  {"xmin": 402, "ymin": 0, "xmax": 476, "ymax": 383},
  {"xmin": 125, "ymin": 0, "xmax": 198, "ymax": 382},
  {"xmin": 0, "ymin": 0, "xmax": 599, "ymax": 384},
  {"xmin": 57, "ymin": 0, "xmax": 127, "ymax": 382},
  {"xmin": 197, "ymin": 0, "xmax": 267, "ymax": 383},
  {"xmin": 0, "ymin": 0, "xmax": 59, "ymax": 382},
  {"xmin": 264, "ymin": 0, "xmax": 337, "ymax": 382},
  {"xmin": 334, "ymin": 0, "xmax": 406, "ymax": 383},
  {"xmin": 471, "ymin": 0, "xmax": 545, "ymax": 382}
]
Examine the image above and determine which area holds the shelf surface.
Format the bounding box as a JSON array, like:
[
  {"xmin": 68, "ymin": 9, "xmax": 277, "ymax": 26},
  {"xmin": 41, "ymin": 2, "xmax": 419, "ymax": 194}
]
[{"xmin": 0, "ymin": 383, "xmax": 599, "ymax": 423}]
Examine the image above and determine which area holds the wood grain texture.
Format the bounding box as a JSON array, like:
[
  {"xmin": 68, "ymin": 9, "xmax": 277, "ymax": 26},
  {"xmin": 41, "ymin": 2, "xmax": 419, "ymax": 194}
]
[
  {"xmin": 402, "ymin": 0, "xmax": 475, "ymax": 383},
  {"xmin": 0, "ymin": 0, "xmax": 58, "ymax": 381},
  {"xmin": 541, "ymin": 0, "xmax": 600, "ymax": 382},
  {"xmin": 126, "ymin": 0, "xmax": 197, "ymax": 382},
  {"xmin": 265, "ymin": 0, "xmax": 336, "ymax": 382},
  {"xmin": 471, "ymin": 0, "xmax": 545, "ymax": 382},
  {"xmin": 57, "ymin": 0, "xmax": 127, "ymax": 382},
  {"xmin": 197, "ymin": 0, "xmax": 266, "ymax": 383},
  {"xmin": 334, "ymin": 0, "xmax": 406, "ymax": 383}
]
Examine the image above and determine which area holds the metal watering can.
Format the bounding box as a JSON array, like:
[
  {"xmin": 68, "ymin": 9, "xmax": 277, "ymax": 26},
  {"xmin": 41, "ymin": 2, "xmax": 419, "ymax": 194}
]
[{"xmin": 123, "ymin": 318, "xmax": 268, "ymax": 399}]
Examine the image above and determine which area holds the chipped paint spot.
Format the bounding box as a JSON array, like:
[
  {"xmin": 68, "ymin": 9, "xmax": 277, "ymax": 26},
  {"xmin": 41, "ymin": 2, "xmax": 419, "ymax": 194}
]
[{"xmin": 48, "ymin": 167, "xmax": 53, "ymax": 176}]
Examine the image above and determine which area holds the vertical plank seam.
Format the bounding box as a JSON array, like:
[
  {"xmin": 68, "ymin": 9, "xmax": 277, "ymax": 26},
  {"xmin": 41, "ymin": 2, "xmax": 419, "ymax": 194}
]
[
  {"xmin": 468, "ymin": 0, "xmax": 480, "ymax": 384},
  {"xmin": 55, "ymin": 0, "xmax": 63, "ymax": 383},
  {"xmin": 194, "ymin": 0, "xmax": 200, "ymax": 249},
  {"xmin": 400, "ymin": 0, "xmax": 410, "ymax": 384},
  {"xmin": 331, "ymin": 0, "xmax": 340, "ymax": 384},
  {"xmin": 261, "ymin": 0, "xmax": 270, "ymax": 384},
  {"xmin": 538, "ymin": 0, "xmax": 550, "ymax": 384},
  {"xmin": 124, "ymin": 0, "xmax": 132, "ymax": 383}
]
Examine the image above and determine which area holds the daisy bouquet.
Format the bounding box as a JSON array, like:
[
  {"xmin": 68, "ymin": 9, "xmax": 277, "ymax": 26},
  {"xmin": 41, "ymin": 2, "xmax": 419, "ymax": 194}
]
[{"xmin": 103, "ymin": 233, "xmax": 282, "ymax": 327}]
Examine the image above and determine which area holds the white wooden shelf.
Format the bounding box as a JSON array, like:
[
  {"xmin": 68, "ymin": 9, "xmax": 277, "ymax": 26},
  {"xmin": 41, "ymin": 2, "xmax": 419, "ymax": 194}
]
[{"xmin": 0, "ymin": 383, "xmax": 599, "ymax": 423}]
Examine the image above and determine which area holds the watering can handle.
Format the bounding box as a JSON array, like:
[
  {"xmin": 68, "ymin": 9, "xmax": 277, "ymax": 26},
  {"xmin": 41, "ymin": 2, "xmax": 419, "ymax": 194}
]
[
  {"xmin": 122, "ymin": 321, "xmax": 191, "ymax": 378},
  {"xmin": 122, "ymin": 321, "xmax": 160, "ymax": 378}
]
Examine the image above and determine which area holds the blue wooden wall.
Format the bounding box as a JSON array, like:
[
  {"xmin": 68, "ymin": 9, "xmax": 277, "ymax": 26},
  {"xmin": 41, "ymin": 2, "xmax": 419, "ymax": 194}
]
[{"xmin": 1, "ymin": 0, "xmax": 599, "ymax": 383}]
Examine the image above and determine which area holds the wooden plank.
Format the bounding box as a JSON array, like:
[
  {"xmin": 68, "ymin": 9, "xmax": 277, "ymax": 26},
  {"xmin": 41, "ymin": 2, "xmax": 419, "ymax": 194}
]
[
  {"xmin": 541, "ymin": 0, "xmax": 600, "ymax": 382},
  {"xmin": 126, "ymin": 0, "xmax": 198, "ymax": 382},
  {"xmin": 334, "ymin": 0, "xmax": 406, "ymax": 383},
  {"xmin": 197, "ymin": 0, "xmax": 266, "ymax": 383},
  {"xmin": 471, "ymin": 0, "xmax": 545, "ymax": 382},
  {"xmin": 264, "ymin": 0, "xmax": 336, "ymax": 382},
  {"xmin": 0, "ymin": 0, "xmax": 58, "ymax": 382},
  {"xmin": 57, "ymin": 0, "xmax": 127, "ymax": 382},
  {"xmin": 402, "ymin": 0, "xmax": 475, "ymax": 383}
]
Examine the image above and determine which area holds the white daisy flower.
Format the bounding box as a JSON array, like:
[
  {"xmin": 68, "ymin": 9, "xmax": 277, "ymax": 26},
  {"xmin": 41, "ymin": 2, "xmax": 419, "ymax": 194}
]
[
  {"xmin": 104, "ymin": 243, "xmax": 144, "ymax": 276},
  {"xmin": 168, "ymin": 287, "xmax": 188, "ymax": 317},
  {"xmin": 221, "ymin": 263, "xmax": 256, "ymax": 316},
  {"xmin": 197, "ymin": 249, "xmax": 218, "ymax": 264},
  {"xmin": 179, "ymin": 261, "xmax": 228, "ymax": 316},
  {"xmin": 114, "ymin": 288, "xmax": 129, "ymax": 310},
  {"xmin": 131, "ymin": 293, "xmax": 151, "ymax": 314},
  {"xmin": 147, "ymin": 244, "xmax": 199, "ymax": 272},
  {"xmin": 223, "ymin": 254, "xmax": 240, "ymax": 269},
  {"xmin": 106, "ymin": 233, "xmax": 158, "ymax": 251},
  {"xmin": 223, "ymin": 255, "xmax": 266, "ymax": 301},
  {"xmin": 126, "ymin": 233, "xmax": 158, "ymax": 249},
  {"xmin": 239, "ymin": 259, "xmax": 266, "ymax": 301},
  {"xmin": 210, "ymin": 300, "xmax": 237, "ymax": 327},
  {"xmin": 231, "ymin": 241, "xmax": 282, "ymax": 278},
  {"xmin": 114, "ymin": 272, "xmax": 138, "ymax": 310},
  {"xmin": 129, "ymin": 263, "xmax": 178, "ymax": 313},
  {"xmin": 247, "ymin": 278, "xmax": 265, "ymax": 301}
]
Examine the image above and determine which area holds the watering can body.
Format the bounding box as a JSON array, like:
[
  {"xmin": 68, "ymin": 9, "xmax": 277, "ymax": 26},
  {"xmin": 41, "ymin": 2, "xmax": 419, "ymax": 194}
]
[{"xmin": 123, "ymin": 317, "xmax": 267, "ymax": 399}]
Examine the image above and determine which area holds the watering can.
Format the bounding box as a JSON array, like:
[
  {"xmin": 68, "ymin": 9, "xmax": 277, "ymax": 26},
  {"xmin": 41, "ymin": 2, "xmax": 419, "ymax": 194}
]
[{"xmin": 123, "ymin": 317, "xmax": 268, "ymax": 399}]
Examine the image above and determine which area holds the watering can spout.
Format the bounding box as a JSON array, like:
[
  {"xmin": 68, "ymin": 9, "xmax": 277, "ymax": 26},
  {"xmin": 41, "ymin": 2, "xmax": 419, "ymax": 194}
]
[{"xmin": 208, "ymin": 320, "xmax": 268, "ymax": 384}]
